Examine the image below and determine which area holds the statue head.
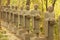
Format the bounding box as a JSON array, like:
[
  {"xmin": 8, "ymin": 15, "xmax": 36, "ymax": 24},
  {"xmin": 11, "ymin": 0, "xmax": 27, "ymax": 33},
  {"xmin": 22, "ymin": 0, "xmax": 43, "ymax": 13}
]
[
  {"xmin": 26, "ymin": 5, "xmax": 30, "ymax": 10},
  {"xmin": 20, "ymin": 6, "xmax": 23, "ymax": 10},
  {"xmin": 47, "ymin": 6, "xmax": 54, "ymax": 12},
  {"xmin": 34, "ymin": 4, "xmax": 38, "ymax": 10}
]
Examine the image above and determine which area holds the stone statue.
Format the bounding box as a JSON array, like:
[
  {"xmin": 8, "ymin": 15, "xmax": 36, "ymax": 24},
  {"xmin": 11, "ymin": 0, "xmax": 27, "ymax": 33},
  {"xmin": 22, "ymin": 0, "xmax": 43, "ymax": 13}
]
[
  {"xmin": 5, "ymin": 5, "xmax": 10, "ymax": 23},
  {"xmin": 10, "ymin": 6, "xmax": 15, "ymax": 23},
  {"xmin": 8, "ymin": 6, "xmax": 15, "ymax": 33},
  {"xmin": 1, "ymin": 6, "xmax": 5, "ymax": 20},
  {"xmin": 23, "ymin": 5, "xmax": 31, "ymax": 31},
  {"xmin": 45, "ymin": 6, "xmax": 55, "ymax": 40},
  {"xmin": 2, "ymin": 6, "xmax": 6, "ymax": 21},
  {"xmin": 17, "ymin": 6, "xmax": 26, "ymax": 35},
  {"xmin": 13, "ymin": 6, "xmax": 18, "ymax": 34},
  {"xmin": 19, "ymin": 6, "xmax": 24, "ymax": 28},
  {"xmin": 14, "ymin": 6, "xmax": 18, "ymax": 25},
  {"xmin": 31, "ymin": 4, "xmax": 41, "ymax": 34},
  {"xmin": 1, "ymin": 6, "xmax": 8, "ymax": 27}
]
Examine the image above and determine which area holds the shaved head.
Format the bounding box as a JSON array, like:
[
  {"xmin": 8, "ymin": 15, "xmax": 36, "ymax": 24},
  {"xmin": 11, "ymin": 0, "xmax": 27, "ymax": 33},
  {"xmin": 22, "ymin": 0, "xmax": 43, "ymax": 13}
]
[
  {"xmin": 47, "ymin": 6, "xmax": 54, "ymax": 12},
  {"xmin": 34, "ymin": 4, "xmax": 38, "ymax": 10},
  {"xmin": 26, "ymin": 5, "xmax": 30, "ymax": 10}
]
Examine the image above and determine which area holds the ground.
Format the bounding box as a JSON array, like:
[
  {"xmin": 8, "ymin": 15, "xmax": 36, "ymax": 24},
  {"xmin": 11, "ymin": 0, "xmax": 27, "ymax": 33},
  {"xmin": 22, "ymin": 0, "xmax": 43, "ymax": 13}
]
[{"xmin": 0, "ymin": 27, "xmax": 21, "ymax": 40}]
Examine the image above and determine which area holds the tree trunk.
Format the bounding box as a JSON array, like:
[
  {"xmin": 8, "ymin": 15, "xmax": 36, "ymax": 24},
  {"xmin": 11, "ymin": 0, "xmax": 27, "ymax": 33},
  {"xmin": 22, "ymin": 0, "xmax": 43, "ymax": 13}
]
[
  {"xmin": 6, "ymin": 0, "xmax": 10, "ymax": 6},
  {"xmin": 52, "ymin": 0, "xmax": 56, "ymax": 11},
  {"xmin": 26, "ymin": 0, "xmax": 30, "ymax": 5},
  {"xmin": 46, "ymin": 0, "xmax": 48, "ymax": 11},
  {"xmin": 52, "ymin": 0, "xmax": 56, "ymax": 7},
  {"xmin": 26, "ymin": 0, "xmax": 30, "ymax": 9}
]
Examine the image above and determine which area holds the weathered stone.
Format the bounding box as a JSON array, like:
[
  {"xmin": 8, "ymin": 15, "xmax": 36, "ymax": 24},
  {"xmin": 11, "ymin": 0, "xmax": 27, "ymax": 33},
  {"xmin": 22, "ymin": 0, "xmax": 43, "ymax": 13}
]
[
  {"xmin": 47, "ymin": 21, "xmax": 54, "ymax": 40},
  {"xmin": 44, "ymin": 19, "xmax": 48, "ymax": 40},
  {"xmin": 18, "ymin": 8, "xmax": 24, "ymax": 29},
  {"xmin": 31, "ymin": 10, "xmax": 41, "ymax": 34},
  {"xmin": 45, "ymin": 6, "xmax": 55, "ymax": 40},
  {"xmin": 23, "ymin": 9, "xmax": 31, "ymax": 31}
]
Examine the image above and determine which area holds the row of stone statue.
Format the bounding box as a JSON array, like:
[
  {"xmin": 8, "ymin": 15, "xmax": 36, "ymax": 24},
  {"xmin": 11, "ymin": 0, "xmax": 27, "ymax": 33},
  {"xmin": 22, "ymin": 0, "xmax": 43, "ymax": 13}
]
[{"xmin": 0, "ymin": 4, "xmax": 55, "ymax": 40}]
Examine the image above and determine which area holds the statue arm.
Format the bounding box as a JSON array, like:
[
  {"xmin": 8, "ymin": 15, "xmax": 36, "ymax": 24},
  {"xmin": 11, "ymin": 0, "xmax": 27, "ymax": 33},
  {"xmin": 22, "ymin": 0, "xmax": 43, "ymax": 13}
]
[
  {"xmin": 52, "ymin": 12, "xmax": 55, "ymax": 20},
  {"xmin": 45, "ymin": 12, "xmax": 49, "ymax": 21}
]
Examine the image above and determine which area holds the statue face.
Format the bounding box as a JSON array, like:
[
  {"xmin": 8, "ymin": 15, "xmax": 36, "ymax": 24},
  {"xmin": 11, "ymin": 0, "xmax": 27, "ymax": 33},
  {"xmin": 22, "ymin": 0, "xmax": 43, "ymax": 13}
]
[
  {"xmin": 48, "ymin": 6, "xmax": 54, "ymax": 12},
  {"xmin": 26, "ymin": 5, "xmax": 30, "ymax": 10},
  {"xmin": 20, "ymin": 7, "xmax": 23, "ymax": 10},
  {"xmin": 34, "ymin": 4, "xmax": 38, "ymax": 10}
]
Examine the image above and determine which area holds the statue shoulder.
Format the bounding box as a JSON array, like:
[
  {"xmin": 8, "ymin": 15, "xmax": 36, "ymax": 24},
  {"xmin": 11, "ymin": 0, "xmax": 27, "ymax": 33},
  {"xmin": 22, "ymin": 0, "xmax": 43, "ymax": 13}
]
[
  {"xmin": 38, "ymin": 10, "xmax": 41, "ymax": 14},
  {"xmin": 30, "ymin": 10, "xmax": 34, "ymax": 12}
]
